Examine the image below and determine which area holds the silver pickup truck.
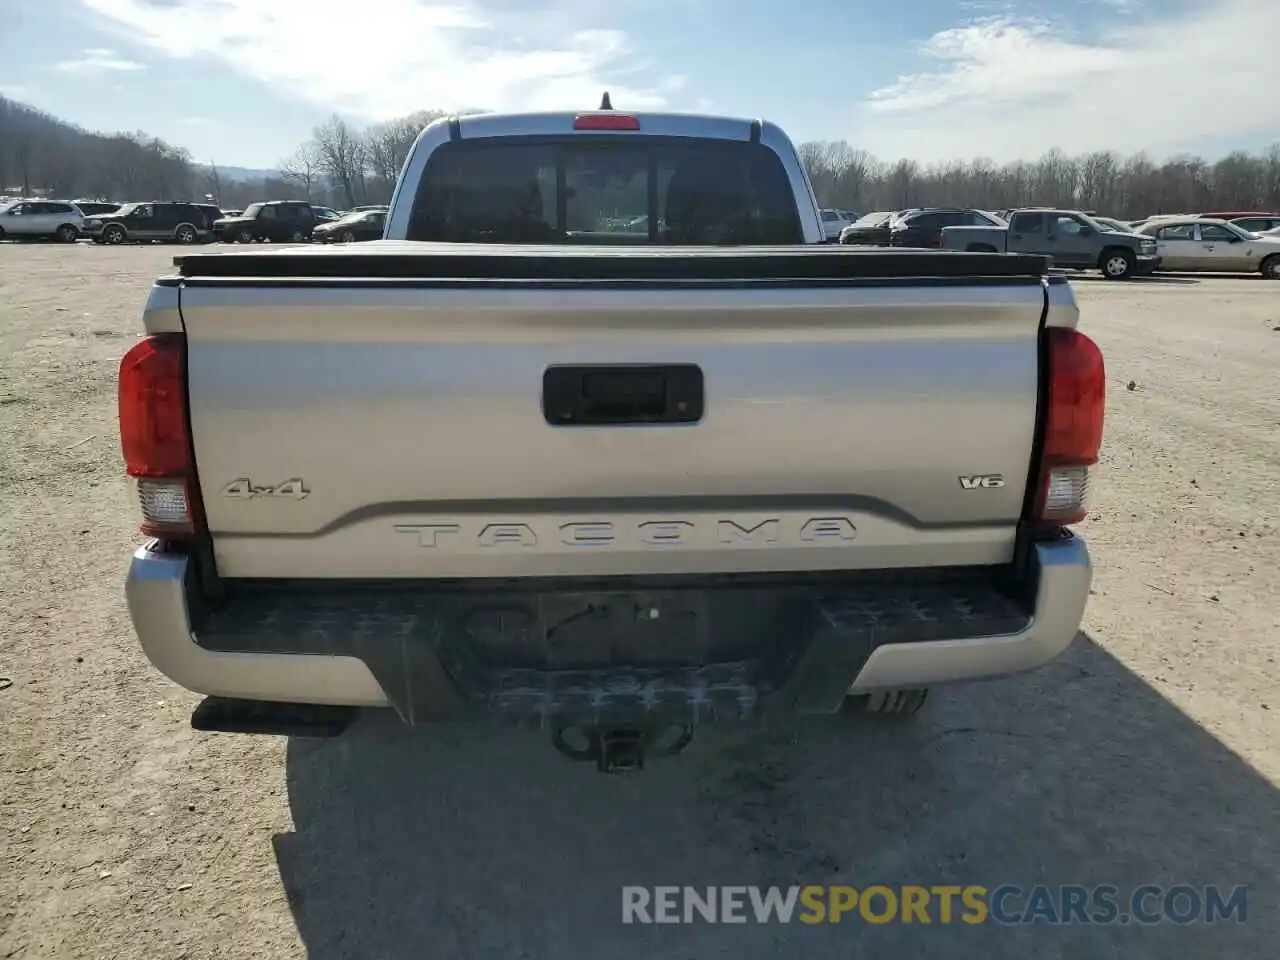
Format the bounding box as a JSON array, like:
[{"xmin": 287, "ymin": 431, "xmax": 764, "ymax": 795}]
[{"xmin": 119, "ymin": 107, "xmax": 1103, "ymax": 772}]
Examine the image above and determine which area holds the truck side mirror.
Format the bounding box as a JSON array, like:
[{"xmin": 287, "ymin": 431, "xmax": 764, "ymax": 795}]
[{"xmin": 1078, "ymin": 226, "xmax": 1094, "ymax": 236}]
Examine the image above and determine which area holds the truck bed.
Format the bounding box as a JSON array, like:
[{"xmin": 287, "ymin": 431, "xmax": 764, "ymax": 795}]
[{"xmin": 164, "ymin": 243, "xmax": 1053, "ymax": 581}]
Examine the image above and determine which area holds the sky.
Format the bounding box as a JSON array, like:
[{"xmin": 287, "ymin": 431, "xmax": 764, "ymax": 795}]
[{"xmin": 1, "ymin": 0, "xmax": 1278, "ymax": 171}]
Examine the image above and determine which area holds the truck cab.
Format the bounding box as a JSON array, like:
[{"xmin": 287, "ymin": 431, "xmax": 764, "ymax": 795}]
[{"xmin": 383, "ymin": 108, "xmax": 826, "ymax": 245}]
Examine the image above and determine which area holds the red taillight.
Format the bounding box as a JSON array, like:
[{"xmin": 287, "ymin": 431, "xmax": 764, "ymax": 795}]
[
  {"xmin": 118, "ymin": 334, "xmax": 201, "ymax": 537},
  {"xmin": 1031, "ymin": 327, "xmax": 1106, "ymax": 526},
  {"xmin": 572, "ymin": 113, "xmax": 640, "ymax": 131}
]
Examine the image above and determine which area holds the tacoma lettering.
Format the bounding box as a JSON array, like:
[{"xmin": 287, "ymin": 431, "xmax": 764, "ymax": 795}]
[
  {"xmin": 717, "ymin": 519, "xmax": 780, "ymax": 544},
  {"xmin": 393, "ymin": 523, "xmax": 461, "ymax": 547},
  {"xmin": 395, "ymin": 517, "xmax": 856, "ymax": 548}
]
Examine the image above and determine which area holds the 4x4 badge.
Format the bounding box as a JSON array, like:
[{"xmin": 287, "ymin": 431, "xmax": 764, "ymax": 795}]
[{"xmin": 220, "ymin": 478, "xmax": 310, "ymax": 500}]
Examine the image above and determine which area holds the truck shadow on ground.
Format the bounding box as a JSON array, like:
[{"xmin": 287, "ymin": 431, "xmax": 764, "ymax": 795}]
[{"xmin": 273, "ymin": 633, "xmax": 1277, "ymax": 959}]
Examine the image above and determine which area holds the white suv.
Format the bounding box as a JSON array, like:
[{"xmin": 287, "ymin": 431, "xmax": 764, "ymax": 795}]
[{"xmin": 0, "ymin": 200, "xmax": 84, "ymax": 242}]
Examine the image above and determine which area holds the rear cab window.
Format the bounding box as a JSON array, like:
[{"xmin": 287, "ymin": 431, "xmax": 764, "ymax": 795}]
[
  {"xmin": 1010, "ymin": 212, "xmax": 1044, "ymax": 234},
  {"xmin": 407, "ymin": 135, "xmax": 803, "ymax": 245}
]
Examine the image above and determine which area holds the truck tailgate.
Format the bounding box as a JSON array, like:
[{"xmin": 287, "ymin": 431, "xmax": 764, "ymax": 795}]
[{"xmin": 172, "ymin": 245, "xmax": 1050, "ymax": 579}]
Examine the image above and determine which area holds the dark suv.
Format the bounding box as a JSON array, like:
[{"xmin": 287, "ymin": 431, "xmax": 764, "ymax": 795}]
[
  {"xmin": 212, "ymin": 201, "xmax": 316, "ymax": 243},
  {"xmin": 887, "ymin": 208, "xmax": 1005, "ymax": 248},
  {"xmin": 192, "ymin": 204, "xmax": 224, "ymax": 230},
  {"xmin": 82, "ymin": 202, "xmax": 211, "ymax": 244}
]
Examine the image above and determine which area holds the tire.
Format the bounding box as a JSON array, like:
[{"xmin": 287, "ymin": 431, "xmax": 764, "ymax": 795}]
[
  {"xmin": 56, "ymin": 223, "xmax": 79, "ymax": 243},
  {"xmin": 341, "ymin": 230, "xmax": 357, "ymax": 243},
  {"xmin": 289, "ymin": 229, "xmax": 310, "ymax": 243},
  {"xmin": 1099, "ymin": 248, "xmax": 1134, "ymax": 280},
  {"xmin": 102, "ymin": 225, "xmax": 126, "ymax": 245},
  {"xmin": 843, "ymin": 688, "xmax": 930, "ymax": 718},
  {"xmin": 237, "ymin": 229, "xmax": 255, "ymax": 244},
  {"xmin": 174, "ymin": 224, "xmax": 198, "ymax": 244},
  {"xmin": 1261, "ymin": 255, "xmax": 1280, "ymax": 280},
  {"xmin": 0, "ymin": 226, "xmax": 6, "ymax": 241}
]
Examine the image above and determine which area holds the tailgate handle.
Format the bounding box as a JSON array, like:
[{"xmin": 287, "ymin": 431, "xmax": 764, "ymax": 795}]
[{"xmin": 543, "ymin": 364, "xmax": 704, "ymax": 426}]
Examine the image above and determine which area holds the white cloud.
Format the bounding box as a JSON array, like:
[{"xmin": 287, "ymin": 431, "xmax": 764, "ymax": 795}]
[
  {"xmin": 78, "ymin": 0, "xmax": 682, "ymax": 120},
  {"xmin": 858, "ymin": 0, "xmax": 1280, "ymax": 162},
  {"xmin": 53, "ymin": 47, "xmax": 146, "ymax": 74}
]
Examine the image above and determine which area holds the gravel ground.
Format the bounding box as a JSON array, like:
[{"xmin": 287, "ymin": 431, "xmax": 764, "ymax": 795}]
[{"xmin": 1, "ymin": 244, "xmax": 1277, "ymax": 959}]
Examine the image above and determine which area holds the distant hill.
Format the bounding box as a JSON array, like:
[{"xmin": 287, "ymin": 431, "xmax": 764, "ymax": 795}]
[
  {"xmin": 0, "ymin": 95, "xmax": 194, "ymax": 199},
  {"xmin": 199, "ymin": 163, "xmax": 281, "ymax": 183}
]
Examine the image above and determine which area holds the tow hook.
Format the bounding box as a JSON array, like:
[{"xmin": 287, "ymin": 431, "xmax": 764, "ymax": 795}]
[{"xmin": 551, "ymin": 724, "xmax": 695, "ymax": 773}]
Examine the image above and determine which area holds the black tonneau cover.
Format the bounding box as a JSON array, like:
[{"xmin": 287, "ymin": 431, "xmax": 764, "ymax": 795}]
[{"xmin": 169, "ymin": 241, "xmax": 1050, "ymax": 284}]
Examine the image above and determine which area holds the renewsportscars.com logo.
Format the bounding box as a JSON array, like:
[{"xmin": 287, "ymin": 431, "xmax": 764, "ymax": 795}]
[{"xmin": 622, "ymin": 885, "xmax": 1249, "ymax": 925}]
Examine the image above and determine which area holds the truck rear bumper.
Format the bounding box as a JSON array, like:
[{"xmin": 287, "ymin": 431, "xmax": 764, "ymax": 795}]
[{"xmin": 126, "ymin": 536, "xmax": 1091, "ymax": 723}]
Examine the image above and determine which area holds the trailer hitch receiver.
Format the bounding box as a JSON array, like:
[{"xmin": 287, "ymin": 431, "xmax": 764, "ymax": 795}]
[{"xmin": 552, "ymin": 723, "xmax": 694, "ymax": 773}]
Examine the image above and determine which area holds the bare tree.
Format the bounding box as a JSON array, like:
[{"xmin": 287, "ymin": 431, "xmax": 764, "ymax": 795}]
[
  {"xmin": 796, "ymin": 139, "xmax": 1280, "ymax": 219},
  {"xmin": 279, "ymin": 143, "xmax": 322, "ymax": 199},
  {"xmin": 204, "ymin": 162, "xmax": 223, "ymax": 205},
  {"xmin": 365, "ymin": 112, "xmax": 442, "ymax": 181},
  {"xmin": 310, "ymin": 115, "xmax": 366, "ymax": 208}
]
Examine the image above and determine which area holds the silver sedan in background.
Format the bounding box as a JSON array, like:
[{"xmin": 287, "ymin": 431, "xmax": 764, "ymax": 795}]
[{"xmin": 1132, "ymin": 216, "xmax": 1280, "ymax": 278}]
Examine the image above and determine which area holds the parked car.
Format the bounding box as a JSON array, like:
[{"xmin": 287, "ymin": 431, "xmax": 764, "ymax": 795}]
[
  {"xmin": 1092, "ymin": 216, "xmax": 1131, "ymax": 233},
  {"xmin": 1198, "ymin": 210, "xmax": 1276, "ymax": 221},
  {"xmin": 881, "ymin": 208, "xmax": 1006, "ymax": 249},
  {"xmin": 311, "ymin": 205, "xmax": 342, "ymax": 222},
  {"xmin": 312, "ymin": 208, "xmax": 386, "ymax": 243},
  {"xmin": 1228, "ymin": 214, "xmax": 1280, "ymax": 233},
  {"xmin": 74, "ymin": 200, "xmax": 122, "ymax": 217},
  {"xmin": 212, "ymin": 200, "xmax": 316, "ymax": 243},
  {"xmin": 191, "ymin": 204, "xmax": 224, "ymax": 232},
  {"xmin": 942, "ymin": 208, "xmax": 1159, "ymax": 279},
  {"xmin": 1128, "ymin": 214, "xmax": 1190, "ymax": 231},
  {"xmin": 83, "ymin": 201, "xmax": 210, "ymax": 245},
  {"xmin": 818, "ymin": 208, "xmax": 858, "ymax": 240},
  {"xmin": 1132, "ymin": 217, "xmax": 1280, "ymax": 278},
  {"xmin": 837, "ymin": 210, "xmax": 900, "ymax": 245},
  {"xmin": 120, "ymin": 106, "xmax": 1099, "ymax": 774},
  {"xmin": 0, "ymin": 199, "xmax": 84, "ymax": 242}
]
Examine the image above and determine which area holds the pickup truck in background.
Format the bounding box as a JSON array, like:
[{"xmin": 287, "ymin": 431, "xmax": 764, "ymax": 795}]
[
  {"xmin": 942, "ymin": 208, "xmax": 1159, "ymax": 280},
  {"xmin": 120, "ymin": 106, "xmax": 1103, "ymax": 773}
]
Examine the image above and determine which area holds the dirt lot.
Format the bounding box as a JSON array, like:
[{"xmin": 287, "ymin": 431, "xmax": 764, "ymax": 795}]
[{"xmin": 1, "ymin": 244, "xmax": 1277, "ymax": 959}]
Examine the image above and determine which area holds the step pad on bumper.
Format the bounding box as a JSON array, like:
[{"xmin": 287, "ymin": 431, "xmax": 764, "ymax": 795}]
[{"xmin": 193, "ymin": 573, "xmax": 1031, "ymax": 725}]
